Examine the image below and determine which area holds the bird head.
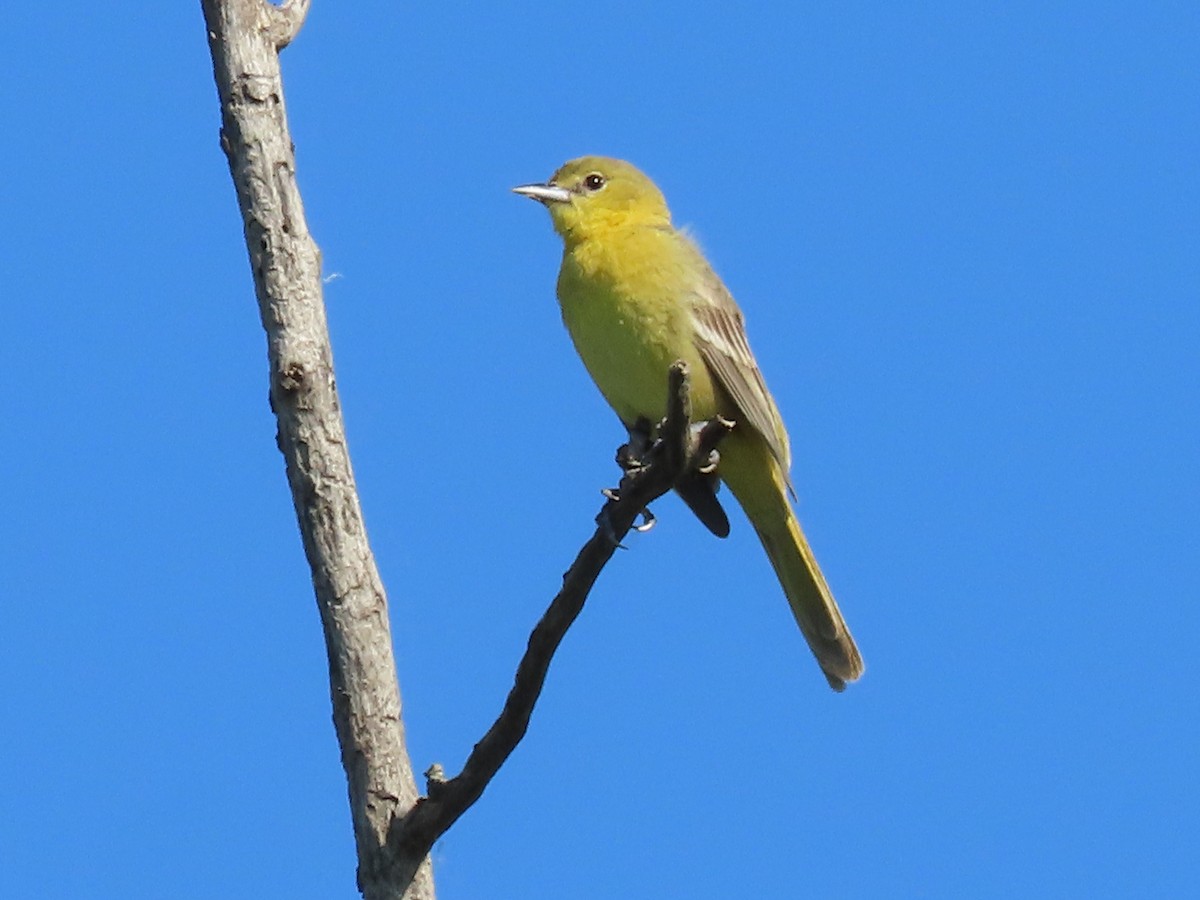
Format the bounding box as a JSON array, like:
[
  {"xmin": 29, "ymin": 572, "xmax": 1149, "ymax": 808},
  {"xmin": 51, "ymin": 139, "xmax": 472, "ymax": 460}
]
[{"xmin": 513, "ymin": 156, "xmax": 671, "ymax": 243}]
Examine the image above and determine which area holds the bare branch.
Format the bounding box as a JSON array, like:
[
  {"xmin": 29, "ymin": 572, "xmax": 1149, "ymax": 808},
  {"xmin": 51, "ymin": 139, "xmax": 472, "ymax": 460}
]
[
  {"xmin": 393, "ymin": 362, "xmax": 733, "ymax": 857},
  {"xmin": 200, "ymin": 2, "xmax": 433, "ymax": 897}
]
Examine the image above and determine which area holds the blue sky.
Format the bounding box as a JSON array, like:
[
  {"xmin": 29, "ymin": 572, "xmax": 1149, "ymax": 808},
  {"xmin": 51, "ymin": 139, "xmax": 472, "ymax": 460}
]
[{"xmin": 3, "ymin": 2, "xmax": 1197, "ymax": 897}]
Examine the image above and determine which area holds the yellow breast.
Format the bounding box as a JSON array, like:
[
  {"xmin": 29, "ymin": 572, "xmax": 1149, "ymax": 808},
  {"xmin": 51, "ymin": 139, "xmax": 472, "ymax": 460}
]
[{"xmin": 556, "ymin": 226, "xmax": 720, "ymax": 427}]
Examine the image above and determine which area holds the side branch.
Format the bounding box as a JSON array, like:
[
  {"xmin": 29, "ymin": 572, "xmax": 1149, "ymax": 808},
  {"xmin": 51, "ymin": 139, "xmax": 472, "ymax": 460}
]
[{"xmin": 393, "ymin": 362, "xmax": 733, "ymax": 857}]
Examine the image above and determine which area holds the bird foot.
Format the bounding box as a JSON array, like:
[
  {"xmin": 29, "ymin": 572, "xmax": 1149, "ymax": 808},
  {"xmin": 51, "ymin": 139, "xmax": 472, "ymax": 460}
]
[
  {"xmin": 596, "ymin": 489, "xmax": 656, "ymax": 548},
  {"xmin": 689, "ymin": 424, "xmax": 722, "ymax": 474},
  {"xmin": 615, "ymin": 417, "xmax": 656, "ymax": 472}
]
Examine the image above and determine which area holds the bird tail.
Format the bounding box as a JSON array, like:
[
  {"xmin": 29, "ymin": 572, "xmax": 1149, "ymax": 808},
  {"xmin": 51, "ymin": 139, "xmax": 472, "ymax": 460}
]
[
  {"xmin": 755, "ymin": 503, "xmax": 864, "ymax": 691},
  {"xmin": 721, "ymin": 437, "xmax": 864, "ymax": 690}
]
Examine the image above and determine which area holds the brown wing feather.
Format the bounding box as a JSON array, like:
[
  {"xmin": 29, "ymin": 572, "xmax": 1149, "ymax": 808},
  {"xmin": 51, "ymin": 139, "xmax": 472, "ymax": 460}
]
[{"xmin": 688, "ymin": 267, "xmax": 792, "ymax": 479}]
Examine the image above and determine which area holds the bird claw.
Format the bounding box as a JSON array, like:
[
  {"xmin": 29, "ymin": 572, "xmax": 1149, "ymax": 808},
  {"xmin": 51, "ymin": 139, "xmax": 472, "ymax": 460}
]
[
  {"xmin": 597, "ymin": 487, "xmax": 656, "ymax": 547},
  {"xmin": 695, "ymin": 448, "xmax": 720, "ymax": 475},
  {"xmin": 633, "ymin": 507, "xmax": 656, "ymax": 533},
  {"xmin": 688, "ymin": 423, "xmax": 722, "ymax": 474}
]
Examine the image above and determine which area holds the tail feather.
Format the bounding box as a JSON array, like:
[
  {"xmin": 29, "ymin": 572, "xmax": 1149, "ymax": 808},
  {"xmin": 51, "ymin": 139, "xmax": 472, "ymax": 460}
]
[
  {"xmin": 756, "ymin": 513, "xmax": 864, "ymax": 691},
  {"xmin": 720, "ymin": 433, "xmax": 864, "ymax": 690}
]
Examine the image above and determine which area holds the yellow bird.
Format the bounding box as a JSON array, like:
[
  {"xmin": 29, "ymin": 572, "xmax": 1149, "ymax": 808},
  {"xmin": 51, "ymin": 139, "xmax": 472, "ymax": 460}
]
[{"xmin": 514, "ymin": 156, "xmax": 863, "ymax": 691}]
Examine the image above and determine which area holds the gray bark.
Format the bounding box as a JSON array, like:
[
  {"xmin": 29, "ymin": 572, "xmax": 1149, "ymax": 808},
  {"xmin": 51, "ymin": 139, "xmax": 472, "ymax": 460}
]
[{"xmin": 199, "ymin": 1, "xmax": 435, "ymax": 896}]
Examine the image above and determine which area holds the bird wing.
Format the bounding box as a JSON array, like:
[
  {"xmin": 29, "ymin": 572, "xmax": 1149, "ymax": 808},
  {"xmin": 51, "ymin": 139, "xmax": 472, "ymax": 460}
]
[{"xmin": 687, "ymin": 264, "xmax": 793, "ymax": 480}]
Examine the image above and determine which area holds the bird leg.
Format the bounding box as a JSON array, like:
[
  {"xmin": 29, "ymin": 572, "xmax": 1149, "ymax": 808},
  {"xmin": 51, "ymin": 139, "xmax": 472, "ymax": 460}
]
[
  {"xmin": 599, "ymin": 418, "xmax": 660, "ymax": 545},
  {"xmin": 605, "ymin": 415, "xmax": 734, "ymax": 541},
  {"xmin": 615, "ymin": 416, "xmax": 656, "ymax": 472},
  {"xmin": 618, "ymin": 417, "xmax": 720, "ymax": 473}
]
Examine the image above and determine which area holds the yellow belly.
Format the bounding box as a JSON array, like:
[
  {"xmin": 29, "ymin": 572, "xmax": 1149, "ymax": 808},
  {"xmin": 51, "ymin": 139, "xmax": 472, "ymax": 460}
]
[
  {"xmin": 557, "ymin": 251, "xmax": 720, "ymax": 429},
  {"xmin": 554, "ymin": 226, "xmax": 720, "ymax": 432}
]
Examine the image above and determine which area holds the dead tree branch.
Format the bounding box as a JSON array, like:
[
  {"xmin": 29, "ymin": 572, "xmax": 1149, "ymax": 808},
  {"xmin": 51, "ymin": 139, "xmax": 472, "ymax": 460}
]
[
  {"xmin": 393, "ymin": 363, "xmax": 733, "ymax": 858},
  {"xmin": 199, "ymin": 1, "xmax": 433, "ymax": 897}
]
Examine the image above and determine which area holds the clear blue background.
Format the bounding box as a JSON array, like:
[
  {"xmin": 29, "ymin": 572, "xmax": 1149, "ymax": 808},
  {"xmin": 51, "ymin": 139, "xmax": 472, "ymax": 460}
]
[{"xmin": 3, "ymin": 2, "xmax": 1197, "ymax": 897}]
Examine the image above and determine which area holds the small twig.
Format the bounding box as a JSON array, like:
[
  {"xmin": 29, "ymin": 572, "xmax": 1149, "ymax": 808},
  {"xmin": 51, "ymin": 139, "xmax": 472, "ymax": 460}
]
[{"xmin": 392, "ymin": 361, "xmax": 732, "ymax": 857}]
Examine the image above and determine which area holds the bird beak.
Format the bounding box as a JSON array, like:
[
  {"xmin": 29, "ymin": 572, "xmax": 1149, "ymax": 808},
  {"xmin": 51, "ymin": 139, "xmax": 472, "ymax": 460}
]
[{"xmin": 512, "ymin": 182, "xmax": 572, "ymax": 204}]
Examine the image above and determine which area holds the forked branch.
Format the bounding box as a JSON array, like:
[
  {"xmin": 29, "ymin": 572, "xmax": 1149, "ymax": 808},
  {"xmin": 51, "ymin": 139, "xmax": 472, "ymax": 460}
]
[
  {"xmin": 203, "ymin": 1, "xmax": 731, "ymax": 895},
  {"xmin": 393, "ymin": 363, "xmax": 733, "ymax": 857}
]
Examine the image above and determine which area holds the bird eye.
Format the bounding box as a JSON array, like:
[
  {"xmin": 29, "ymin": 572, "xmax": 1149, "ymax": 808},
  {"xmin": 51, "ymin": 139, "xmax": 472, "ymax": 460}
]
[{"xmin": 583, "ymin": 173, "xmax": 606, "ymax": 191}]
